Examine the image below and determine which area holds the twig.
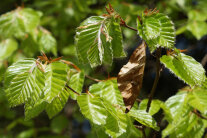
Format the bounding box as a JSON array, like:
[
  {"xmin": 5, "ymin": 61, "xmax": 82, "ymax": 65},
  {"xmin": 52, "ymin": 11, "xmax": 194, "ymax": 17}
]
[
  {"xmin": 146, "ymin": 48, "xmax": 162, "ymax": 112},
  {"xmin": 201, "ymin": 54, "xmax": 207, "ymax": 66},
  {"xmin": 85, "ymin": 75, "xmax": 103, "ymax": 82},
  {"xmin": 141, "ymin": 127, "xmax": 147, "ymax": 138},
  {"xmin": 192, "ymin": 110, "xmax": 207, "ymax": 120},
  {"xmin": 61, "ymin": 60, "xmax": 81, "ymax": 72},
  {"xmin": 65, "ymin": 84, "xmax": 80, "ymax": 96},
  {"xmin": 119, "ymin": 17, "xmax": 137, "ymax": 32}
]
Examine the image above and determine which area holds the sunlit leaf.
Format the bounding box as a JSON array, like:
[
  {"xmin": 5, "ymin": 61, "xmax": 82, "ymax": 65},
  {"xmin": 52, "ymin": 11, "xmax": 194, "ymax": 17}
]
[
  {"xmin": 68, "ymin": 70, "xmax": 84, "ymax": 100},
  {"xmin": 89, "ymin": 79, "xmax": 124, "ymax": 106},
  {"xmin": 44, "ymin": 62, "xmax": 68, "ymax": 103},
  {"xmin": 137, "ymin": 13, "xmax": 175, "ymax": 52},
  {"xmin": 77, "ymin": 94, "xmax": 107, "ymax": 125},
  {"xmin": 188, "ymin": 87, "xmax": 207, "ymax": 114},
  {"xmin": 4, "ymin": 59, "xmax": 37, "ymax": 107},
  {"xmin": 160, "ymin": 53, "xmax": 206, "ymax": 87},
  {"xmin": 128, "ymin": 108, "xmax": 159, "ymax": 131}
]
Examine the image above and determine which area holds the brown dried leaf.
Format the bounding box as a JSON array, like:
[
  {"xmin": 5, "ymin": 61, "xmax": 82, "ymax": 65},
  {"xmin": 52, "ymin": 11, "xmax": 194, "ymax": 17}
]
[{"xmin": 117, "ymin": 41, "xmax": 146, "ymax": 112}]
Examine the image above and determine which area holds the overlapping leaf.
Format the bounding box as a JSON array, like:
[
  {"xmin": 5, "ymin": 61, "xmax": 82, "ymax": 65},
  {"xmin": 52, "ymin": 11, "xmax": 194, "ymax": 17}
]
[
  {"xmin": 137, "ymin": 12, "xmax": 175, "ymax": 52},
  {"xmin": 160, "ymin": 53, "xmax": 206, "ymax": 87},
  {"xmin": 117, "ymin": 41, "xmax": 146, "ymax": 112},
  {"xmin": 77, "ymin": 94, "xmax": 107, "ymax": 125},
  {"xmin": 75, "ymin": 16, "xmax": 125, "ymax": 67},
  {"xmin": 89, "ymin": 79, "xmax": 124, "ymax": 106},
  {"xmin": 4, "ymin": 59, "xmax": 37, "ymax": 107},
  {"xmin": 44, "ymin": 62, "xmax": 68, "ymax": 103},
  {"xmin": 68, "ymin": 70, "xmax": 84, "ymax": 100},
  {"xmin": 46, "ymin": 88, "xmax": 70, "ymax": 119},
  {"xmin": 0, "ymin": 8, "xmax": 42, "ymax": 38},
  {"xmin": 188, "ymin": 87, "xmax": 207, "ymax": 114},
  {"xmin": 38, "ymin": 28, "xmax": 57, "ymax": 56},
  {"xmin": 128, "ymin": 108, "xmax": 159, "ymax": 131}
]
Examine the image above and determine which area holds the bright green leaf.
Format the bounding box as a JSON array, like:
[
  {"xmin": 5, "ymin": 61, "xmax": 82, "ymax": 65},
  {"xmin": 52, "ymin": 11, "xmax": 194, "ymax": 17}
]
[
  {"xmin": 160, "ymin": 53, "xmax": 206, "ymax": 87},
  {"xmin": 138, "ymin": 13, "xmax": 175, "ymax": 52},
  {"xmin": 89, "ymin": 79, "xmax": 124, "ymax": 106},
  {"xmin": 46, "ymin": 88, "xmax": 70, "ymax": 119},
  {"xmin": 44, "ymin": 62, "xmax": 68, "ymax": 103},
  {"xmin": 77, "ymin": 94, "xmax": 107, "ymax": 125},
  {"xmin": 128, "ymin": 109, "xmax": 159, "ymax": 131},
  {"xmin": 68, "ymin": 70, "xmax": 84, "ymax": 100},
  {"xmin": 188, "ymin": 87, "xmax": 207, "ymax": 114}
]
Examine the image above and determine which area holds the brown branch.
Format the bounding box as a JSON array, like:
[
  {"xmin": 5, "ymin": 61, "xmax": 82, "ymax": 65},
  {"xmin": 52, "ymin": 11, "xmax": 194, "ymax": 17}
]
[
  {"xmin": 61, "ymin": 60, "xmax": 81, "ymax": 72},
  {"xmin": 85, "ymin": 75, "xmax": 103, "ymax": 82},
  {"xmin": 201, "ymin": 54, "xmax": 207, "ymax": 67},
  {"xmin": 65, "ymin": 84, "xmax": 80, "ymax": 96},
  {"xmin": 146, "ymin": 48, "xmax": 162, "ymax": 112},
  {"xmin": 192, "ymin": 110, "xmax": 207, "ymax": 120},
  {"xmin": 119, "ymin": 17, "xmax": 137, "ymax": 32}
]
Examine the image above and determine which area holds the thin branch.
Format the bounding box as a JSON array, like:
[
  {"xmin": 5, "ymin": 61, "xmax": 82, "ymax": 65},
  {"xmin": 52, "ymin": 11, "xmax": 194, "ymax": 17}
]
[
  {"xmin": 121, "ymin": 23, "xmax": 138, "ymax": 32},
  {"xmin": 85, "ymin": 75, "xmax": 103, "ymax": 82},
  {"xmin": 119, "ymin": 17, "xmax": 137, "ymax": 32},
  {"xmin": 192, "ymin": 110, "xmax": 207, "ymax": 120},
  {"xmin": 141, "ymin": 127, "xmax": 147, "ymax": 138},
  {"xmin": 201, "ymin": 54, "xmax": 207, "ymax": 66},
  {"xmin": 61, "ymin": 60, "xmax": 81, "ymax": 72},
  {"xmin": 65, "ymin": 84, "xmax": 80, "ymax": 96},
  {"xmin": 146, "ymin": 48, "xmax": 162, "ymax": 112}
]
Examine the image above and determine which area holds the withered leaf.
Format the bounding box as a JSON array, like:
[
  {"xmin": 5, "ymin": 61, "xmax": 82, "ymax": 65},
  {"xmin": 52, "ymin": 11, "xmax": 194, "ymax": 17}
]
[{"xmin": 117, "ymin": 40, "xmax": 146, "ymax": 112}]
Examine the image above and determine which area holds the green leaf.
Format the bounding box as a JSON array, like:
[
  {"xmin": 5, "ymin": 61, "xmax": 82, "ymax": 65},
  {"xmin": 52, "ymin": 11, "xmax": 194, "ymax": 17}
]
[
  {"xmin": 75, "ymin": 16, "xmax": 107, "ymax": 67},
  {"xmin": 68, "ymin": 70, "xmax": 84, "ymax": 100},
  {"xmin": 162, "ymin": 113, "xmax": 200, "ymax": 138},
  {"xmin": 77, "ymin": 94, "xmax": 107, "ymax": 125},
  {"xmin": 4, "ymin": 59, "xmax": 37, "ymax": 107},
  {"xmin": 119, "ymin": 116, "xmax": 142, "ymax": 138},
  {"xmin": 89, "ymin": 79, "xmax": 124, "ymax": 106},
  {"xmin": 187, "ymin": 21, "xmax": 207, "ymax": 40},
  {"xmin": 0, "ymin": 8, "xmax": 42, "ymax": 38},
  {"xmin": 46, "ymin": 88, "xmax": 70, "ymax": 119},
  {"xmin": 160, "ymin": 53, "xmax": 206, "ymax": 87},
  {"xmin": 165, "ymin": 91, "xmax": 189, "ymax": 121},
  {"xmin": 128, "ymin": 109, "xmax": 159, "ymax": 131},
  {"xmin": 75, "ymin": 16, "xmax": 125, "ymax": 67},
  {"xmin": 44, "ymin": 62, "xmax": 68, "ymax": 103},
  {"xmin": 0, "ymin": 39, "xmax": 18, "ymax": 60},
  {"xmin": 188, "ymin": 87, "xmax": 207, "ymax": 114},
  {"xmin": 102, "ymin": 101, "xmax": 127, "ymax": 137},
  {"xmin": 139, "ymin": 99, "xmax": 161, "ymax": 115},
  {"xmin": 38, "ymin": 28, "xmax": 57, "ymax": 56},
  {"xmin": 108, "ymin": 18, "xmax": 126, "ymax": 57},
  {"xmin": 138, "ymin": 13, "xmax": 175, "ymax": 52},
  {"xmin": 25, "ymin": 99, "xmax": 47, "ymax": 121}
]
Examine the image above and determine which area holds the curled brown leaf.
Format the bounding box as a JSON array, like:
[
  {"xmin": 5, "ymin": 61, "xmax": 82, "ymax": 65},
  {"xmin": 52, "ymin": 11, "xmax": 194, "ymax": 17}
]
[{"xmin": 117, "ymin": 40, "xmax": 146, "ymax": 112}]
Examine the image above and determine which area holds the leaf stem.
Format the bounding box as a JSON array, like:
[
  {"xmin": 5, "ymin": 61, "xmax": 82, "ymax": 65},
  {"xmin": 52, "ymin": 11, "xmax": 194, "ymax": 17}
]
[
  {"xmin": 65, "ymin": 84, "xmax": 80, "ymax": 96},
  {"xmin": 85, "ymin": 75, "xmax": 103, "ymax": 82},
  {"xmin": 146, "ymin": 48, "xmax": 162, "ymax": 112},
  {"xmin": 192, "ymin": 110, "xmax": 207, "ymax": 120},
  {"xmin": 119, "ymin": 17, "xmax": 137, "ymax": 32}
]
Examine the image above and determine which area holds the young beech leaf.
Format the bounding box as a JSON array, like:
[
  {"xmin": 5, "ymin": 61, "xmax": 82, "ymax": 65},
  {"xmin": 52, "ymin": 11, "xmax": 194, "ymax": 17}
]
[
  {"xmin": 160, "ymin": 53, "xmax": 206, "ymax": 87},
  {"xmin": 117, "ymin": 41, "xmax": 146, "ymax": 112}
]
